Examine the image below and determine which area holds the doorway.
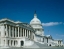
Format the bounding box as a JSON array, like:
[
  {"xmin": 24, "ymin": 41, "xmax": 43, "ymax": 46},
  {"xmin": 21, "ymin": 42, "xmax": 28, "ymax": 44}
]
[
  {"xmin": 49, "ymin": 44, "xmax": 51, "ymax": 46},
  {"xmin": 21, "ymin": 41, "xmax": 24, "ymax": 46}
]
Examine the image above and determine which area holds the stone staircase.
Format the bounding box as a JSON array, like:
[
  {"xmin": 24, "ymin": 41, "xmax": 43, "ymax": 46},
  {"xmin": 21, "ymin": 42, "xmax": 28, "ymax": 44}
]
[
  {"xmin": 34, "ymin": 41, "xmax": 48, "ymax": 48},
  {"xmin": 24, "ymin": 41, "xmax": 48, "ymax": 48}
]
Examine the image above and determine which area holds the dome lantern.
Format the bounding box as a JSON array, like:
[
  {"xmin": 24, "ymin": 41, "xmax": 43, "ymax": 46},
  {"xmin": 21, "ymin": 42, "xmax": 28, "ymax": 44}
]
[{"xmin": 34, "ymin": 10, "xmax": 37, "ymax": 18}]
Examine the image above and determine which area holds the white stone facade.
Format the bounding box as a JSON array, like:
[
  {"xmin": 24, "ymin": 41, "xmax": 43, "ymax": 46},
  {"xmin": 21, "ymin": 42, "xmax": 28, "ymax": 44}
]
[{"xmin": 0, "ymin": 19, "xmax": 34, "ymax": 47}]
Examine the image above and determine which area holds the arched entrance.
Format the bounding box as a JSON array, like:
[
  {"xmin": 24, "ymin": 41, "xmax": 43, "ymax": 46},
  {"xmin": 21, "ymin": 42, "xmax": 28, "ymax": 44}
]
[
  {"xmin": 21, "ymin": 41, "xmax": 24, "ymax": 46},
  {"xmin": 49, "ymin": 44, "xmax": 51, "ymax": 46}
]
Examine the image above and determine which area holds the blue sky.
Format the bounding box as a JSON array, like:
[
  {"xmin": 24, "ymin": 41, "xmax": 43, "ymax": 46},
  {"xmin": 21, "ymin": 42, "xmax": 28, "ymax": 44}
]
[{"xmin": 0, "ymin": 0, "xmax": 64, "ymax": 43}]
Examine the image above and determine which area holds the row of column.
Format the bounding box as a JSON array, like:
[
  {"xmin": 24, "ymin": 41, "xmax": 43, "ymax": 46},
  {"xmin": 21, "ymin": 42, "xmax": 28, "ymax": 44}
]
[
  {"xmin": 5, "ymin": 25, "xmax": 32, "ymax": 39},
  {"xmin": 58, "ymin": 41, "xmax": 61, "ymax": 44},
  {"xmin": 4, "ymin": 40, "xmax": 18, "ymax": 46}
]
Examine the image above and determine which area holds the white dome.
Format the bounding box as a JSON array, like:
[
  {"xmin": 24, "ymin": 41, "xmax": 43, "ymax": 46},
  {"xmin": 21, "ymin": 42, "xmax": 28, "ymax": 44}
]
[
  {"xmin": 30, "ymin": 11, "xmax": 44, "ymax": 36},
  {"xmin": 30, "ymin": 14, "xmax": 41, "ymax": 25}
]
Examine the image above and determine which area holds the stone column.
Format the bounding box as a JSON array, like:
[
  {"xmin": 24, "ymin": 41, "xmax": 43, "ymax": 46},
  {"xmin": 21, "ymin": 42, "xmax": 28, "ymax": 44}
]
[
  {"xmin": 12, "ymin": 40, "xmax": 14, "ymax": 46},
  {"xmin": 30, "ymin": 31, "xmax": 31, "ymax": 39},
  {"xmin": 23, "ymin": 29, "xmax": 25, "ymax": 37},
  {"xmin": 11, "ymin": 27, "xmax": 13, "ymax": 37},
  {"xmin": 13, "ymin": 27, "xmax": 14, "ymax": 37},
  {"xmin": 18, "ymin": 27, "xmax": 19, "ymax": 37},
  {"xmin": 19, "ymin": 28, "xmax": 20, "ymax": 37},
  {"xmin": 31, "ymin": 32, "xmax": 33, "ymax": 40},
  {"xmin": 30, "ymin": 31, "xmax": 33, "ymax": 40},
  {"xmin": 12, "ymin": 40, "xmax": 13, "ymax": 46},
  {"xmin": 29, "ymin": 31, "xmax": 30, "ymax": 39},
  {"xmin": 24, "ymin": 29, "xmax": 25, "ymax": 37},
  {"xmin": 15, "ymin": 27, "xmax": 16, "ymax": 37},
  {"xmin": 5, "ymin": 40, "xmax": 7, "ymax": 46},
  {"xmin": 9, "ymin": 40, "xmax": 11, "ymax": 46},
  {"xmin": 25, "ymin": 29, "xmax": 26, "ymax": 37},
  {"xmin": 10, "ymin": 40, "xmax": 12, "ymax": 46},
  {"xmin": 22, "ymin": 28, "xmax": 23, "ymax": 37},
  {"xmin": 19, "ymin": 28, "xmax": 21, "ymax": 37},
  {"xmin": 20, "ymin": 28, "xmax": 22, "ymax": 37},
  {"xmin": 27, "ymin": 30, "xmax": 28, "ymax": 38},
  {"xmin": 12, "ymin": 27, "xmax": 14, "ymax": 37},
  {"xmin": 9, "ymin": 26, "xmax": 11, "ymax": 37},
  {"xmin": 29, "ymin": 32, "xmax": 31, "ymax": 39}
]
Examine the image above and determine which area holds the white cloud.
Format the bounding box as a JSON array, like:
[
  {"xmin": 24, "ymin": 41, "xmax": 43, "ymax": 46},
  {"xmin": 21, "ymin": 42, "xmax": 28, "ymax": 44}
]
[
  {"xmin": 42, "ymin": 22, "xmax": 62, "ymax": 26},
  {"xmin": 56, "ymin": 34, "xmax": 64, "ymax": 37}
]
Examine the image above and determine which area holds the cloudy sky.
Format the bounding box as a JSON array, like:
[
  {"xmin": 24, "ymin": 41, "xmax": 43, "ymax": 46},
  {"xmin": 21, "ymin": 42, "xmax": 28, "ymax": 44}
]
[{"xmin": 0, "ymin": 0, "xmax": 64, "ymax": 43}]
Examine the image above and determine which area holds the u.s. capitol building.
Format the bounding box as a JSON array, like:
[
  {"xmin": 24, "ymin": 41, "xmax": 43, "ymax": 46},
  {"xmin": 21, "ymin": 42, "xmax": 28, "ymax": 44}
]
[{"xmin": 0, "ymin": 11, "xmax": 63, "ymax": 48}]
